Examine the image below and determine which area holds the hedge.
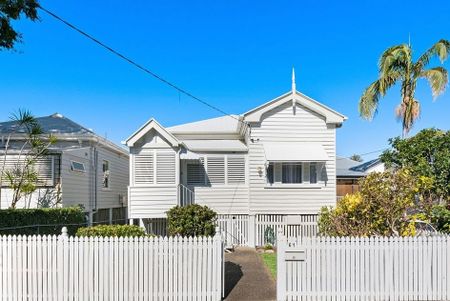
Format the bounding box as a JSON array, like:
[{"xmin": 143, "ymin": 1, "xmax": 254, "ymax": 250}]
[
  {"xmin": 167, "ymin": 204, "xmax": 217, "ymax": 236},
  {"xmin": 0, "ymin": 207, "xmax": 86, "ymax": 235},
  {"xmin": 76, "ymin": 225, "xmax": 147, "ymax": 237}
]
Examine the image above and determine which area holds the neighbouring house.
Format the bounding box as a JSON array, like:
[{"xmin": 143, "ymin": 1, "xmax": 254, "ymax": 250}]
[
  {"xmin": 124, "ymin": 70, "xmax": 347, "ymax": 246},
  {"xmin": 0, "ymin": 113, "xmax": 129, "ymax": 223},
  {"xmin": 336, "ymin": 157, "xmax": 385, "ymax": 199}
]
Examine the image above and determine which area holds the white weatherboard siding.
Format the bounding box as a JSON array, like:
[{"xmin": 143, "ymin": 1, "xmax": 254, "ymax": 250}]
[
  {"xmin": 128, "ymin": 186, "xmax": 177, "ymax": 218},
  {"xmin": 193, "ymin": 186, "xmax": 249, "ymax": 214},
  {"xmin": 61, "ymin": 146, "xmax": 129, "ymax": 211},
  {"xmin": 95, "ymin": 146, "xmax": 129, "ymax": 209},
  {"xmin": 60, "ymin": 148, "xmax": 92, "ymax": 209},
  {"xmin": 248, "ymin": 102, "xmax": 336, "ymax": 214}
]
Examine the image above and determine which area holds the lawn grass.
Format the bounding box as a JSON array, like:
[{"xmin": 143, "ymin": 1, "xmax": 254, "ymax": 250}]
[{"xmin": 260, "ymin": 252, "xmax": 277, "ymax": 279}]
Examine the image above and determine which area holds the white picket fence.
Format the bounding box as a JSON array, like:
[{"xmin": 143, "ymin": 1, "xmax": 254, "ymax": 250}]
[
  {"xmin": 217, "ymin": 214, "xmax": 249, "ymax": 247},
  {"xmin": 277, "ymin": 232, "xmax": 450, "ymax": 301},
  {"xmin": 0, "ymin": 228, "xmax": 224, "ymax": 300},
  {"xmin": 256, "ymin": 214, "xmax": 318, "ymax": 246}
]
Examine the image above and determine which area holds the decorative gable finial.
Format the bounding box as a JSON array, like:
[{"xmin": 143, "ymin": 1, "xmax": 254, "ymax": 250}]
[
  {"xmin": 292, "ymin": 67, "xmax": 296, "ymax": 93},
  {"xmin": 292, "ymin": 67, "xmax": 296, "ymax": 111}
]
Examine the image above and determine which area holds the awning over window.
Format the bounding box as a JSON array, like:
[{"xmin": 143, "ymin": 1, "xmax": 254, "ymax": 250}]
[
  {"xmin": 263, "ymin": 143, "xmax": 329, "ymax": 162},
  {"xmin": 182, "ymin": 140, "xmax": 248, "ymax": 152},
  {"xmin": 179, "ymin": 149, "xmax": 202, "ymax": 160}
]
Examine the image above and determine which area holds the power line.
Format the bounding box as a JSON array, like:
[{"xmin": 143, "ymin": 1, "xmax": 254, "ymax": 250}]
[
  {"xmin": 337, "ymin": 148, "xmax": 388, "ymax": 160},
  {"xmin": 38, "ymin": 6, "xmax": 247, "ymax": 128}
]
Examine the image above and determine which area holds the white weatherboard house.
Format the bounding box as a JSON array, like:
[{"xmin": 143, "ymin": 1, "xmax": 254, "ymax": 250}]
[
  {"xmin": 125, "ymin": 71, "xmax": 347, "ymax": 246},
  {"xmin": 0, "ymin": 113, "xmax": 129, "ymax": 223}
]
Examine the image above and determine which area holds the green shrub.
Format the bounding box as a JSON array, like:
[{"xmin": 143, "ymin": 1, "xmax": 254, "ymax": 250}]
[
  {"xmin": 0, "ymin": 206, "xmax": 86, "ymax": 235},
  {"xmin": 76, "ymin": 224, "xmax": 147, "ymax": 237},
  {"xmin": 167, "ymin": 204, "xmax": 217, "ymax": 236},
  {"xmin": 431, "ymin": 205, "xmax": 450, "ymax": 233}
]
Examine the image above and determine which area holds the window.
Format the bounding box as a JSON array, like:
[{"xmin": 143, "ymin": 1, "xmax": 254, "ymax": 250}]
[
  {"xmin": 267, "ymin": 163, "xmax": 274, "ymax": 184},
  {"xmin": 134, "ymin": 153, "xmax": 154, "ymax": 184},
  {"xmin": 1, "ymin": 155, "xmax": 55, "ymax": 187},
  {"xmin": 227, "ymin": 156, "xmax": 245, "ymax": 184},
  {"xmin": 102, "ymin": 160, "xmax": 110, "ymax": 188},
  {"xmin": 71, "ymin": 161, "xmax": 85, "ymax": 173},
  {"xmin": 187, "ymin": 159, "xmax": 205, "ymax": 186},
  {"xmin": 282, "ymin": 163, "xmax": 302, "ymax": 184},
  {"xmin": 267, "ymin": 162, "xmax": 321, "ymax": 185},
  {"xmin": 206, "ymin": 157, "xmax": 225, "ymax": 185},
  {"xmin": 310, "ymin": 163, "xmax": 317, "ymax": 184}
]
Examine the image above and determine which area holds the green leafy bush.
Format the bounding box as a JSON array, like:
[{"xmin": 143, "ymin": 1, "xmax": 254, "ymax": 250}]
[
  {"xmin": 0, "ymin": 207, "xmax": 86, "ymax": 235},
  {"xmin": 319, "ymin": 169, "xmax": 429, "ymax": 237},
  {"xmin": 167, "ymin": 204, "xmax": 217, "ymax": 236},
  {"xmin": 76, "ymin": 224, "xmax": 147, "ymax": 237},
  {"xmin": 431, "ymin": 205, "xmax": 450, "ymax": 233}
]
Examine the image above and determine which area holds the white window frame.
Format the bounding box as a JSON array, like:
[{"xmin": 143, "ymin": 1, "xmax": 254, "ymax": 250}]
[
  {"xmin": 266, "ymin": 161, "xmax": 323, "ymax": 188},
  {"xmin": 102, "ymin": 160, "xmax": 110, "ymax": 189},
  {"xmin": 70, "ymin": 161, "xmax": 86, "ymax": 173}
]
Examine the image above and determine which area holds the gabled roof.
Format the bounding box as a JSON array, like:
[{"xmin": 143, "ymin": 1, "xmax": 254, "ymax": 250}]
[
  {"xmin": 336, "ymin": 157, "xmax": 367, "ymax": 178},
  {"xmin": 244, "ymin": 91, "xmax": 347, "ymax": 124},
  {"xmin": 350, "ymin": 158, "xmax": 382, "ymax": 172},
  {"xmin": 125, "ymin": 118, "xmax": 180, "ymax": 147},
  {"xmin": 0, "ymin": 113, "xmax": 93, "ymax": 135},
  {"xmin": 167, "ymin": 115, "xmax": 243, "ymax": 135}
]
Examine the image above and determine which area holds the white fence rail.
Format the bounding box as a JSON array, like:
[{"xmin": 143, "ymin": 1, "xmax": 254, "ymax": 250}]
[
  {"xmin": 0, "ymin": 229, "xmax": 223, "ymax": 300},
  {"xmin": 277, "ymin": 232, "xmax": 450, "ymax": 301},
  {"xmin": 143, "ymin": 214, "xmax": 318, "ymax": 247}
]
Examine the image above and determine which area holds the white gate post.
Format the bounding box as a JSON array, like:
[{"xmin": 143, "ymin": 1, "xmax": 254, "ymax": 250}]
[
  {"xmin": 248, "ymin": 214, "xmax": 256, "ymax": 247},
  {"xmin": 277, "ymin": 228, "xmax": 287, "ymax": 301}
]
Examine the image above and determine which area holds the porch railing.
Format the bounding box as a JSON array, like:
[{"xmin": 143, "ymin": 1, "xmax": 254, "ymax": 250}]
[{"xmin": 178, "ymin": 184, "xmax": 195, "ymax": 206}]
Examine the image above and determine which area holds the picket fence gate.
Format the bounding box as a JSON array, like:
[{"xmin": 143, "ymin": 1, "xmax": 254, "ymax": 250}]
[
  {"xmin": 0, "ymin": 228, "xmax": 224, "ymax": 300},
  {"xmin": 277, "ymin": 231, "xmax": 450, "ymax": 301}
]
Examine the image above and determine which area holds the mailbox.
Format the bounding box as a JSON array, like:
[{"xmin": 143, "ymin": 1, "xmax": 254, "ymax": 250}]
[{"xmin": 284, "ymin": 249, "xmax": 306, "ymax": 261}]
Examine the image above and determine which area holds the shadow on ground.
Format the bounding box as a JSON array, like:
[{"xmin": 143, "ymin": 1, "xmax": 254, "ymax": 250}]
[{"xmin": 224, "ymin": 261, "xmax": 243, "ymax": 299}]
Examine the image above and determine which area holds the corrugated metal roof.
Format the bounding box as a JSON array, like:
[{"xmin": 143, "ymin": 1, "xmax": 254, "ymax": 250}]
[
  {"xmin": 264, "ymin": 143, "xmax": 329, "ymax": 161},
  {"xmin": 336, "ymin": 157, "xmax": 367, "ymax": 178},
  {"xmin": 0, "ymin": 113, "xmax": 93, "ymax": 135},
  {"xmin": 168, "ymin": 115, "xmax": 242, "ymax": 134},
  {"xmin": 182, "ymin": 140, "xmax": 248, "ymax": 152}
]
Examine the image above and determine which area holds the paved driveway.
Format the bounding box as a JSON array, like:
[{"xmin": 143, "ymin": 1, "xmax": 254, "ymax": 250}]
[{"xmin": 224, "ymin": 247, "xmax": 276, "ymax": 301}]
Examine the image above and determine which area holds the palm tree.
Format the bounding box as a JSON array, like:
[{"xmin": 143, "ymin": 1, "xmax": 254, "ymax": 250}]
[{"xmin": 359, "ymin": 39, "xmax": 450, "ymax": 135}]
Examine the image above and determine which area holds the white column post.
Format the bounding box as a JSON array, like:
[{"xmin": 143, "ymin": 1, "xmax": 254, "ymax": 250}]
[
  {"xmin": 248, "ymin": 214, "xmax": 256, "ymax": 247},
  {"xmin": 109, "ymin": 208, "xmax": 113, "ymax": 224},
  {"xmin": 277, "ymin": 228, "xmax": 287, "ymax": 301}
]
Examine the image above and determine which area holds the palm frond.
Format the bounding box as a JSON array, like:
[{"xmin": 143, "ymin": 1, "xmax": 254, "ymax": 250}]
[
  {"xmin": 378, "ymin": 70, "xmax": 401, "ymax": 96},
  {"xmin": 359, "ymin": 80, "xmax": 381, "ymax": 120},
  {"xmin": 415, "ymin": 39, "xmax": 450, "ymax": 72},
  {"xmin": 420, "ymin": 67, "xmax": 448, "ymax": 99},
  {"xmin": 379, "ymin": 44, "xmax": 411, "ymax": 75}
]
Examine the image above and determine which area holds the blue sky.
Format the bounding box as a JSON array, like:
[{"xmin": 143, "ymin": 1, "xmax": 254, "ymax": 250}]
[{"xmin": 1, "ymin": 0, "xmax": 449, "ymax": 159}]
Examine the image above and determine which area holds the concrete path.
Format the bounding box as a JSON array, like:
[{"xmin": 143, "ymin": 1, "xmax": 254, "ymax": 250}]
[{"xmin": 224, "ymin": 247, "xmax": 276, "ymax": 301}]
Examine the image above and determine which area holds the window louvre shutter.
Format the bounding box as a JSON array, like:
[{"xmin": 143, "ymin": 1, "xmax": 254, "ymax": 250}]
[
  {"xmin": 0, "ymin": 155, "xmax": 54, "ymax": 187},
  {"xmin": 134, "ymin": 153, "xmax": 154, "ymax": 184},
  {"xmin": 227, "ymin": 156, "xmax": 245, "ymax": 184},
  {"xmin": 207, "ymin": 157, "xmax": 225, "ymax": 185},
  {"xmin": 156, "ymin": 152, "xmax": 176, "ymax": 184},
  {"xmin": 187, "ymin": 158, "xmax": 205, "ymax": 186}
]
